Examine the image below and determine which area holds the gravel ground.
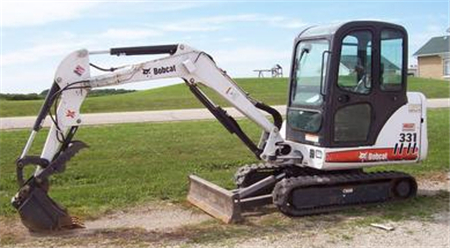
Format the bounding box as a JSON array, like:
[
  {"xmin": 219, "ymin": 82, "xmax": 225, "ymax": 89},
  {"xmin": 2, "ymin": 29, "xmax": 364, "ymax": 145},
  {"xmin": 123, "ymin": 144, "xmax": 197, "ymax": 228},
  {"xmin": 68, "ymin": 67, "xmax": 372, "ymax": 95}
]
[
  {"xmin": 223, "ymin": 212, "xmax": 449, "ymax": 248},
  {"xmin": 86, "ymin": 202, "xmax": 212, "ymax": 231},
  {"xmin": 1, "ymin": 175, "xmax": 449, "ymax": 248}
]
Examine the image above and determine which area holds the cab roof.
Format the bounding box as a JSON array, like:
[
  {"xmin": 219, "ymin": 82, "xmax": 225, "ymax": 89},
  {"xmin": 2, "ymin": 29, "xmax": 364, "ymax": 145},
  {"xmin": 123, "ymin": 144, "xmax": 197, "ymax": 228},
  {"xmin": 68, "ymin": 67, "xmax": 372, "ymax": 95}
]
[{"xmin": 297, "ymin": 20, "xmax": 405, "ymax": 40}]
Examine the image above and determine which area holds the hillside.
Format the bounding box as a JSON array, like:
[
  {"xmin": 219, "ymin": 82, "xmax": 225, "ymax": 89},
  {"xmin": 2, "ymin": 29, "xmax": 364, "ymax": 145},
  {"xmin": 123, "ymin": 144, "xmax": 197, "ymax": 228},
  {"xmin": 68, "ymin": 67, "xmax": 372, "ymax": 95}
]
[{"xmin": 0, "ymin": 77, "xmax": 448, "ymax": 117}]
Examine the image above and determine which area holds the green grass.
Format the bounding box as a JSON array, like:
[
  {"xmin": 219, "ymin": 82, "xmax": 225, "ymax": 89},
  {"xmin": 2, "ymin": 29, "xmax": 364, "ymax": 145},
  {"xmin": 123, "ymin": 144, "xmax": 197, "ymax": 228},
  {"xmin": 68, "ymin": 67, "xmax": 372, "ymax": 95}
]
[
  {"xmin": 0, "ymin": 78, "xmax": 288, "ymax": 117},
  {"xmin": 0, "ymin": 108, "xmax": 448, "ymax": 219},
  {"xmin": 0, "ymin": 77, "xmax": 448, "ymax": 117},
  {"xmin": 408, "ymin": 77, "xmax": 450, "ymax": 98},
  {"xmin": 0, "ymin": 119, "xmax": 261, "ymax": 217}
]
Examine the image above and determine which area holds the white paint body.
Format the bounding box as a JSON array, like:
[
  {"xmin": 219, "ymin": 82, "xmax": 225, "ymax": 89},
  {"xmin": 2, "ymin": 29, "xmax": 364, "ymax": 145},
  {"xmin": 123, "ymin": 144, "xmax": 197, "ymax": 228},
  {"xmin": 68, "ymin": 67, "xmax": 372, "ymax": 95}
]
[
  {"xmin": 28, "ymin": 43, "xmax": 427, "ymax": 175},
  {"xmin": 281, "ymin": 92, "xmax": 428, "ymax": 170}
]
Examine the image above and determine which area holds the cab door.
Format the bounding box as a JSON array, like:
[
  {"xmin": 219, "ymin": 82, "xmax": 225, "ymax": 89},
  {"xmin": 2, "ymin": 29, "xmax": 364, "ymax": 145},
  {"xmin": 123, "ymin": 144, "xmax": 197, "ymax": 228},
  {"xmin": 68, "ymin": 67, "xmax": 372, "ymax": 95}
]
[{"xmin": 328, "ymin": 24, "xmax": 407, "ymax": 147}]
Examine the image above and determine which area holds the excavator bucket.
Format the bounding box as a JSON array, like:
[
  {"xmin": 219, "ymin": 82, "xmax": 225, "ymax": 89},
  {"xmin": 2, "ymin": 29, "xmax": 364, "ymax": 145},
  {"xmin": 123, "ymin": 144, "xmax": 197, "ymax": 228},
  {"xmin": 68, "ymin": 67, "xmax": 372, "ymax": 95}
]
[
  {"xmin": 12, "ymin": 141, "xmax": 88, "ymax": 232},
  {"xmin": 12, "ymin": 183, "xmax": 84, "ymax": 232},
  {"xmin": 187, "ymin": 175, "xmax": 242, "ymax": 223}
]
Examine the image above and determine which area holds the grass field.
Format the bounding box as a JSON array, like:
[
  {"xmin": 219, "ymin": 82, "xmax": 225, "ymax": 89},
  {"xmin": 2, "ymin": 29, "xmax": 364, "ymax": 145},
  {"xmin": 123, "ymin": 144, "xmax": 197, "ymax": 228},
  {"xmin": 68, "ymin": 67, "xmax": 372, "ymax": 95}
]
[
  {"xmin": 0, "ymin": 77, "xmax": 448, "ymax": 117},
  {"xmin": 0, "ymin": 108, "xmax": 448, "ymax": 218}
]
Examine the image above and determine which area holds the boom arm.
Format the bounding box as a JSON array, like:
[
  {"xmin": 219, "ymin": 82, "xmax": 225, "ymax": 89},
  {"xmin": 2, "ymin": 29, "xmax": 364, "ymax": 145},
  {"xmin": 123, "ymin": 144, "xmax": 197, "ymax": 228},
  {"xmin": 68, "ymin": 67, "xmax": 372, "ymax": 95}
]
[{"xmin": 19, "ymin": 44, "xmax": 294, "ymax": 179}]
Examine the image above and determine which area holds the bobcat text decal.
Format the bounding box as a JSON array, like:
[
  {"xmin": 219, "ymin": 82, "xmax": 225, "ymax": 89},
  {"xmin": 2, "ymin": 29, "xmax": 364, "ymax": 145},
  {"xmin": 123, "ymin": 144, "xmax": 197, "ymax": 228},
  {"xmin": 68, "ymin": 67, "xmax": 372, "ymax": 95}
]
[
  {"xmin": 326, "ymin": 148, "xmax": 417, "ymax": 163},
  {"xmin": 154, "ymin": 65, "xmax": 176, "ymax": 75},
  {"xmin": 142, "ymin": 65, "xmax": 176, "ymax": 77}
]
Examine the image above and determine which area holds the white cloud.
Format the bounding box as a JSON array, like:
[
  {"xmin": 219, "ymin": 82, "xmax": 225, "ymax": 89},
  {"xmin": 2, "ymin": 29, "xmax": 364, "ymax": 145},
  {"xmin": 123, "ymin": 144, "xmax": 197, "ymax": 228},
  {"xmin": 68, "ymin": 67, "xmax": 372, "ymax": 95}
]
[
  {"xmin": 1, "ymin": 27, "xmax": 163, "ymax": 67},
  {"xmin": 212, "ymin": 47, "xmax": 291, "ymax": 77},
  {"xmin": 140, "ymin": 2, "xmax": 208, "ymax": 13},
  {"xmin": 275, "ymin": 20, "xmax": 307, "ymax": 29},
  {"xmin": 155, "ymin": 14, "xmax": 307, "ymax": 33},
  {"xmin": 218, "ymin": 37, "xmax": 236, "ymax": 43},
  {"xmin": 214, "ymin": 47, "xmax": 290, "ymax": 64},
  {"xmin": 1, "ymin": 1, "xmax": 98, "ymax": 27},
  {"xmin": 99, "ymin": 28, "xmax": 163, "ymax": 40},
  {"xmin": 1, "ymin": 66, "xmax": 54, "ymax": 93},
  {"xmin": 1, "ymin": 39, "xmax": 91, "ymax": 66},
  {"xmin": 158, "ymin": 23, "xmax": 219, "ymax": 32}
]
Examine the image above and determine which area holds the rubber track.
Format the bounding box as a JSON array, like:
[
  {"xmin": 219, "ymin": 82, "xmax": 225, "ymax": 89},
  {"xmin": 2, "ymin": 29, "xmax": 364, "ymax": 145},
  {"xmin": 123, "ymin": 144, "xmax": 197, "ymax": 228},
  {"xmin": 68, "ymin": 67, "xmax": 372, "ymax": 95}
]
[{"xmin": 272, "ymin": 171, "xmax": 417, "ymax": 216}]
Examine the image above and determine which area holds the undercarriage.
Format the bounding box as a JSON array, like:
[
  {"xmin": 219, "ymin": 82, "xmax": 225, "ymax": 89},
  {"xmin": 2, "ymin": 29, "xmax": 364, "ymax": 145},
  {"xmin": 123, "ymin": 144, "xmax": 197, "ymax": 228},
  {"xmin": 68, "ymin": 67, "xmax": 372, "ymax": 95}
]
[{"xmin": 187, "ymin": 163, "xmax": 417, "ymax": 222}]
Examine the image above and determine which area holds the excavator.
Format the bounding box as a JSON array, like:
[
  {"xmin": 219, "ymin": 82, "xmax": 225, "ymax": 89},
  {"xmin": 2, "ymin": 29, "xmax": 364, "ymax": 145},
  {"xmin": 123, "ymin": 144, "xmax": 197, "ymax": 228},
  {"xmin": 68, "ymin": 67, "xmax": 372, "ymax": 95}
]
[{"xmin": 12, "ymin": 21, "xmax": 428, "ymax": 232}]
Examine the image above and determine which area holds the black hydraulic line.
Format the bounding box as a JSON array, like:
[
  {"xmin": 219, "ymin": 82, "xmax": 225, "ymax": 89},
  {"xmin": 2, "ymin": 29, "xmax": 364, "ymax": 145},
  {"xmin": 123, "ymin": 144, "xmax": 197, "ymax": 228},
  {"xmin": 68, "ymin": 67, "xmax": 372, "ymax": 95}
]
[
  {"xmin": 33, "ymin": 82, "xmax": 60, "ymax": 131},
  {"xmin": 52, "ymin": 126, "xmax": 79, "ymax": 162},
  {"xmin": 254, "ymin": 101, "xmax": 282, "ymax": 130},
  {"xmin": 184, "ymin": 80, "xmax": 262, "ymax": 158},
  {"xmin": 89, "ymin": 63, "xmax": 118, "ymax": 72},
  {"xmin": 110, "ymin": 44, "xmax": 178, "ymax": 56}
]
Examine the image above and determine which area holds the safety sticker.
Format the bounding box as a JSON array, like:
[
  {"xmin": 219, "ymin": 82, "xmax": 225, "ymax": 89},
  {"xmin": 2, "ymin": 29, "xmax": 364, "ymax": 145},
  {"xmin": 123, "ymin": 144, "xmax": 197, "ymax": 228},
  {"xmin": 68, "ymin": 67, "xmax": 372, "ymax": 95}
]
[
  {"xmin": 305, "ymin": 133, "xmax": 319, "ymax": 143},
  {"xmin": 74, "ymin": 65, "xmax": 85, "ymax": 76},
  {"xmin": 402, "ymin": 123, "xmax": 415, "ymax": 131},
  {"xmin": 65, "ymin": 109, "xmax": 76, "ymax": 118},
  {"xmin": 408, "ymin": 104, "xmax": 421, "ymax": 113}
]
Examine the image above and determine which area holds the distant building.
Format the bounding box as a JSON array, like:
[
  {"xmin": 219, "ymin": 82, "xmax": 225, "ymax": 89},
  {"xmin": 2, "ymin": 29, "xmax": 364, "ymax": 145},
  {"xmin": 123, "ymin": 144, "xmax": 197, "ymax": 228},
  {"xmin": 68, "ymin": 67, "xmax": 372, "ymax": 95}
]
[
  {"xmin": 408, "ymin": 65, "xmax": 418, "ymax": 77},
  {"xmin": 413, "ymin": 35, "xmax": 450, "ymax": 80},
  {"xmin": 339, "ymin": 55, "xmax": 400, "ymax": 75}
]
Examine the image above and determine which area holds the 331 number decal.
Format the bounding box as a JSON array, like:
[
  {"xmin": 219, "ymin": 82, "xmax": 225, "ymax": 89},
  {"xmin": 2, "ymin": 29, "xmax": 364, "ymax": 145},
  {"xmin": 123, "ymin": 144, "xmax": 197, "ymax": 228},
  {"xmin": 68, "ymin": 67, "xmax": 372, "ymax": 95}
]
[
  {"xmin": 399, "ymin": 133, "xmax": 417, "ymax": 143},
  {"xmin": 395, "ymin": 132, "xmax": 418, "ymax": 155}
]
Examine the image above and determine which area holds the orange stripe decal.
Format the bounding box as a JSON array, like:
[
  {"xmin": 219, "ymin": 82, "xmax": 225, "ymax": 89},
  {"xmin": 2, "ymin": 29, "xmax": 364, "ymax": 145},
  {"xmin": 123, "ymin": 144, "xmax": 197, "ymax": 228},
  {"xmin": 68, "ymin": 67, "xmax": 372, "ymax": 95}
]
[{"xmin": 325, "ymin": 148, "xmax": 418, "ymax": 163}]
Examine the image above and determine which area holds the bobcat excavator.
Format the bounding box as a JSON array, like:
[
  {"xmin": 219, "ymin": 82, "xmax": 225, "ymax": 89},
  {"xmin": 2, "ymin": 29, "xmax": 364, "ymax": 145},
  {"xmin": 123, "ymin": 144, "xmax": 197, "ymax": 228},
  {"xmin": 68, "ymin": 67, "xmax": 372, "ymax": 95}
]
[{"xmin": 12, "ymin": 21, "xmax": 428, "ymax": 232}]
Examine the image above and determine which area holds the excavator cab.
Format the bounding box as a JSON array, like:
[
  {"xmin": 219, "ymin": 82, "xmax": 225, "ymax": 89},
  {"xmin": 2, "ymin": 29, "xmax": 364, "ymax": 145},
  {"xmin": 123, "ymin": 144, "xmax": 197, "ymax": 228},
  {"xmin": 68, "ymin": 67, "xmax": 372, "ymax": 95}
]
[{"xmin": 286, "ymin": 21, "xmax": 408, "ymax": 148}]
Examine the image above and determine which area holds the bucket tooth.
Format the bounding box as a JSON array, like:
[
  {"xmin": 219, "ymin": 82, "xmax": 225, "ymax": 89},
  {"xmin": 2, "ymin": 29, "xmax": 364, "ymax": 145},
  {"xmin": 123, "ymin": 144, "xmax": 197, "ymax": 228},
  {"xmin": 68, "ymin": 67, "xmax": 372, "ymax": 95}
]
[{"xmin": 187, "ymin": 175, "xmax": 242, "ymax": 223}]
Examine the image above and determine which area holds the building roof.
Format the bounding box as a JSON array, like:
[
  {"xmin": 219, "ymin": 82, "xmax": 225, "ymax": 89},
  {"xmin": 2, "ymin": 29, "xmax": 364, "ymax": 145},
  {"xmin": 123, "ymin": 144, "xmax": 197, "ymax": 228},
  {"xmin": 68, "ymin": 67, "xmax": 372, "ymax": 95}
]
[
  {"xmin": 340, "ymin": 55, "xmax": 400, "ymax": 70},
  {"xmin": 413, "ymin": 35, "xmax": 450, "ymax": 56}
]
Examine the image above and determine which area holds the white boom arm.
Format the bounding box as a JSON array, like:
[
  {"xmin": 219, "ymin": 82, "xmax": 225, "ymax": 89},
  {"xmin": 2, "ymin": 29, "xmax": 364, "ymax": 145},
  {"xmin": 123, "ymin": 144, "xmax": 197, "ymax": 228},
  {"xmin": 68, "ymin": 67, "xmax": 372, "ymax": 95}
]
[{"xmin": 20, "ymin": 44, "xmax": 295, "ymax": 174}]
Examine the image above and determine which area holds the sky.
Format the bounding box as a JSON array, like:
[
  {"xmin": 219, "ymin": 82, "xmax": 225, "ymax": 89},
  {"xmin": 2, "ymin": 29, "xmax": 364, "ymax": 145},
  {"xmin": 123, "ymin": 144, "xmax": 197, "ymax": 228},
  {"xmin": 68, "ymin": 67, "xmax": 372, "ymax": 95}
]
[{"xmin": 1, "ymin": 0, "xmax": 449, "ymax": 93}]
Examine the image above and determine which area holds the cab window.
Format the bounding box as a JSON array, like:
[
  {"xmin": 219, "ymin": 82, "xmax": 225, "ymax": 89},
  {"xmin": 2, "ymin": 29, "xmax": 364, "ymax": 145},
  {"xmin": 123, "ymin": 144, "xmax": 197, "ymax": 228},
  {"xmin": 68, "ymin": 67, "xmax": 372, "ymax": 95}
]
[
  {"xmin": 291, "ymin": 39, "xmax": 329, "ymax": 107},
  {"xmin": 288, "ymin": 39, "xmax": 329, "ymax": 133},
  {"xmin": 380, "ymin": 29, "xmax": 404, "ymax": 91},
  {"xmin": 337, "ymin": 30, "xmax": 373, "ymax": 94}
]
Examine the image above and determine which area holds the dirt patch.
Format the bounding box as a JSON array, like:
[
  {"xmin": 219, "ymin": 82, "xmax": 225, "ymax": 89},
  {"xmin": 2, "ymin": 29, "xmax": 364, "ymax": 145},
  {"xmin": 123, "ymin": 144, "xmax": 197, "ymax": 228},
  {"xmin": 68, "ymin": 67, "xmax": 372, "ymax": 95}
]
[
  {"xmin": 1, "ymin": 175, "xmax": 449, "ymax": 248},
  {"xmin": 86, "ymin": 202, "xmax": 212, "ymax": 232},
  {"xmin": 0, "ymin": 202, "xmax": 212, "ymax": 247},
  {"xmin": 417, "ymin": 172, "xmax": 450, "ymax": 195}
]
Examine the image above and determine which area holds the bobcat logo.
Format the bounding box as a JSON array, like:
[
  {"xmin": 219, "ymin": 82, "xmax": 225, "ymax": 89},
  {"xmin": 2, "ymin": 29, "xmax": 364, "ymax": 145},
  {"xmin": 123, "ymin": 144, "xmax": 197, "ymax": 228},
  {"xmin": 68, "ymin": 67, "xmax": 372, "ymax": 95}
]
[
  {"xmin": 142, "ymin": 68, "xmax": 152, "ymax": 77},
  {"xmin": 359, "ymin": 152, "xmax": 368, "ymax": 161}
]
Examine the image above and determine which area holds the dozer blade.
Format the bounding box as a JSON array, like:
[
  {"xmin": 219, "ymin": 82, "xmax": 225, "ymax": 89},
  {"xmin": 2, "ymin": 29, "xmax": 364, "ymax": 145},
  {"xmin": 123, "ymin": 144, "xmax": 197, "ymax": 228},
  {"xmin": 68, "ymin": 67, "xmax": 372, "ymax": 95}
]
[
  {"xmin": 187, "ymin": 175, "xmax": 242, "ymax": 223},
  {"xmin": 12, "ymin": 183, "xmax": 84, "ymax": 232}
]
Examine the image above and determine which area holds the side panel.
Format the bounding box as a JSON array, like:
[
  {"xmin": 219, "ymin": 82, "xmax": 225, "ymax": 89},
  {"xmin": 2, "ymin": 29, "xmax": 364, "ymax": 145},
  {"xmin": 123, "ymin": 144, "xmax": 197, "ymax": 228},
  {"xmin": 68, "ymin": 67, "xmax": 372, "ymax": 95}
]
[{"xmin": 288, "ymin": 92, "xmax": 427, "ymax": 170}]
